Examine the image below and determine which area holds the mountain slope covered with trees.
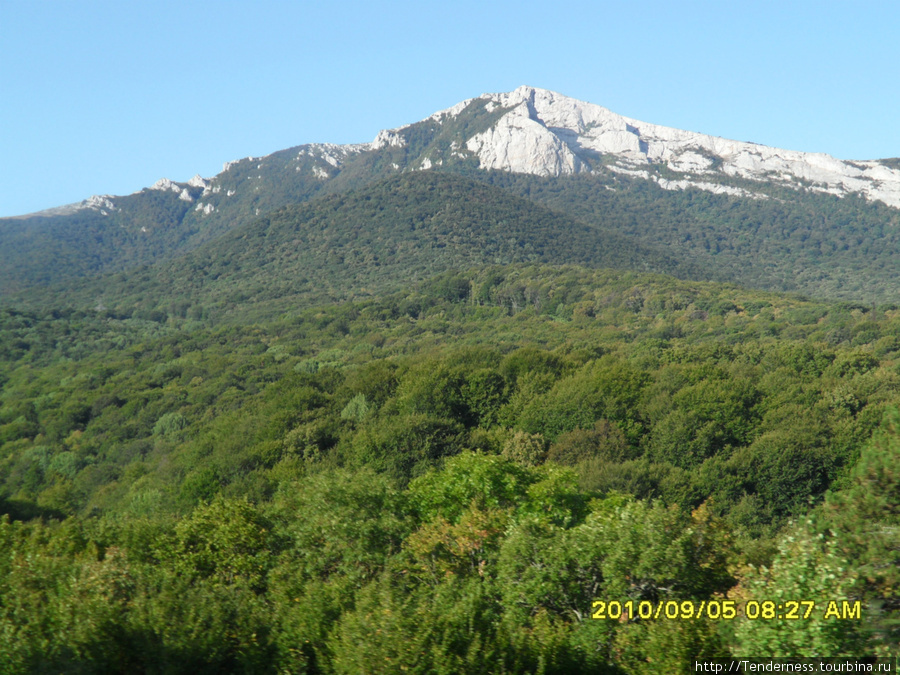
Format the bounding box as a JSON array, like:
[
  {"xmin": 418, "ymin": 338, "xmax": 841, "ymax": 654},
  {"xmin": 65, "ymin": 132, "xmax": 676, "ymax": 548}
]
[{"xmin": 16, "ymin": 173, "xmax": 711, "ymax": 322}]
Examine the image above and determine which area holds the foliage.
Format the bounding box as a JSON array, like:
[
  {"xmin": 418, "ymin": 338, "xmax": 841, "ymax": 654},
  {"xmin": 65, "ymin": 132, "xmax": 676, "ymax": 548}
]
[
  {"xmin": 729, "ymin": 521, "xmax": 865, "ymax": 658},
  {"xmin": 2, "ymin": 263, "xmax": 900, "ymax": 669},
  {"xmin": 15, "ymin": 173, "xmax": 705, "ymax": 321}
]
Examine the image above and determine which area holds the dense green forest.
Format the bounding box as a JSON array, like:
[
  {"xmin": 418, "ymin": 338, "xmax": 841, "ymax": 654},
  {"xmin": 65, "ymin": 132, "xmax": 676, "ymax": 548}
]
[
  {"xmin": 2, "ymin": 265, "xmax": 899, "ymax": 672},
  {"xmin": 12, "ymin": 173, "xmax": 711, "ymax": 322},
  {"xmin": 0, "ymin": 185, "xmax": 213, "ymax": 295},
  {"xmin": 485, "ymin": 170, "xmax": 900, "ymax": 303}
]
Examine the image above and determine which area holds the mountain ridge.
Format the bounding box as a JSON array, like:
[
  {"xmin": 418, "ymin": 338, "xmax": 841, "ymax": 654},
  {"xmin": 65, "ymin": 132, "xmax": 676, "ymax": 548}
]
[
  {"xmin": 4, "ymin": 86, "xmax": 900, "ymax": 304},
  {"xmin": 12, "ymin": 85, "xmax": 900, "ymax": 220}
]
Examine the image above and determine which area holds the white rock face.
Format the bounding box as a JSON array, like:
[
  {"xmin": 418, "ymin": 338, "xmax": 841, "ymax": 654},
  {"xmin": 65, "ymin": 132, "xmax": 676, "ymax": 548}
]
[
  {"xmin": 451, "ymin": 86, "xmax": 900, "ymax": 208},
  {"xmin": 466, "ymin": 104, "xmax": 583, "ymax": 177},
  {"xmin": 655, "ymin": 177, "xmax": 765, "ymax": 200},
  {"xmin": 146, "ymin": 177, "xmax": 202, "ymax": 202},
  {"xmin": 294, "ymin": 143, "xmax": 370, "ymax": 175},
  {"xmin": 371, "ymin": 129, "xmax": 406, "ymax": 150},
  {"xmin": 83, "ymin": 195, "xmax": 117, "ymax": 213},
  {"xmin": 428, "ymin": 97, "xmax": 478, "ymax": 122},
  {"xmin": 149, "ymin": 178, "xmax": 182, "ymax": 193}
]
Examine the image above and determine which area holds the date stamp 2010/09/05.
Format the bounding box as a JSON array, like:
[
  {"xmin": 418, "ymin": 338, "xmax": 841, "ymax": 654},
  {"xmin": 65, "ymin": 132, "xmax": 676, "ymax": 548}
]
[{"xmin": 590, "ymin": 599, "xmax": 862, "ymax": 622}]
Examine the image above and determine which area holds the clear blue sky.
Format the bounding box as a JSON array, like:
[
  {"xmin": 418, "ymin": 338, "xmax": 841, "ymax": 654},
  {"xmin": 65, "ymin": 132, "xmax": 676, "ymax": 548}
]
[{"xmin": 2, "ymin": 0, "xmax": 898, "ymax": 217}]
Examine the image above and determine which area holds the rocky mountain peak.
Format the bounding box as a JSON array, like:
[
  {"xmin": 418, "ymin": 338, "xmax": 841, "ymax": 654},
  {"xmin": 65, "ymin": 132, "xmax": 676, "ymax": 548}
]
[
  {"xmin": 11, "ymin": 87, "xmax": 900, "ymax": 222},
  {"xmin": 455, "ymin": 87, "xmax": 900, "ymax": 207}
]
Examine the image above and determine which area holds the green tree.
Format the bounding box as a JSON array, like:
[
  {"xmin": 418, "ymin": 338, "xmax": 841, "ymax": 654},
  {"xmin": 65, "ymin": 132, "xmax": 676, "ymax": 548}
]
[
  {"xmin": 502, "ymin": 430, "xmax": 548, "ymax": 466},
  {"xmin": 821, "ymin": 409, "xmax": 900, "ymax": 655},
  {"xmin": 160, "ymin": 496, "xmax": 277, "ymax": 590},
  {"xmin": 730, "ymin": 521, "xmax": 865, "ymax": 657}
]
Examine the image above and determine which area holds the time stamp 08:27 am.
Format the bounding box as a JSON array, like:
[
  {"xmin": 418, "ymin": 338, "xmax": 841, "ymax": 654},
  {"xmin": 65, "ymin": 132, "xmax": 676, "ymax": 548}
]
[{"xmin": 591, "ymin": 599, "xmax": 862, "ymax": 621}]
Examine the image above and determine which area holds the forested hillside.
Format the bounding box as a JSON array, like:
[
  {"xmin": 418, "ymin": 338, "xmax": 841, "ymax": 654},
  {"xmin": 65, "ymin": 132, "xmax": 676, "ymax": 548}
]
[
  {"xmin": 0, "ymin": 183, "xmax": 211, "ymax": 295},
  {"xmin": 2, "ymin": 265, "xmax": 899, "ymax": 671},
  {"xmin": 486, "ymin": 170, "xmax": 900, "ymax": 302},
  {"xmin": 13, "ymin": 173, "xmax": 710, "ymax": 322}
]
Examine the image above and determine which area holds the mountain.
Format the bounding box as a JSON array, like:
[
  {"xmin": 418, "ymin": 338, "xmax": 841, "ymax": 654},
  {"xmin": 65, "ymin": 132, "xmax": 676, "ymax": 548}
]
[
  {"xmin": 4, "ymin": 86, "xmax": 900, "ymax": 303},
  {"xmin": 32, "ymin": 172, "xmax": 709, "ymax": 322},
  {"xmin": 154, "ymin": 85, "xmax": 900, "ymax": 212}
]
